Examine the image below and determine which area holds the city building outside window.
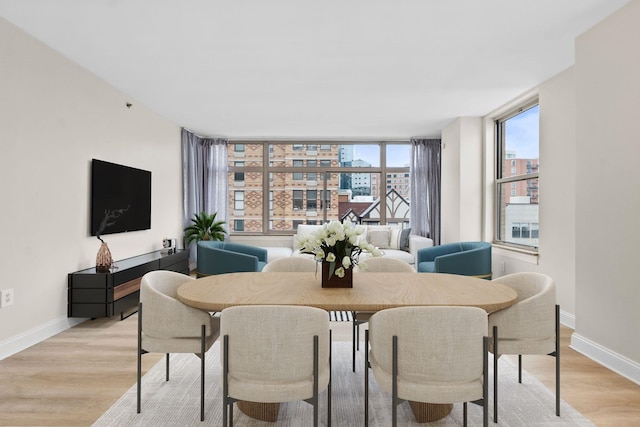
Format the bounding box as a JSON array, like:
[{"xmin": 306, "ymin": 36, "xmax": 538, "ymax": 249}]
[
  {"xmin": 227, "ymin": 142, "xmax": 411, "ymax": 233},
  {"xmin": 496, "ymin": 101, "xmax": 539, "ymax": 249}
]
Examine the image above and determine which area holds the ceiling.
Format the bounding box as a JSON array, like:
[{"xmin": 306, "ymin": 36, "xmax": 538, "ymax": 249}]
[{"xmin": 0, "ymin": 0, "xmax": 630, "ymax": 139}]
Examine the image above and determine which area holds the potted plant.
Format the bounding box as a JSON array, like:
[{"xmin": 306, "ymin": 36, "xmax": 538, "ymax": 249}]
[{"xmin": 184, "ymin": 211, "xmax": 227, "ymax": 245}]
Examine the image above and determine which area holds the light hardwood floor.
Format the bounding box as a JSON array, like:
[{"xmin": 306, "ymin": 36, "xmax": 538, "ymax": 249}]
[{"xmin": 0, "ymin": 316, "xmax": 638, "ymax": 426}]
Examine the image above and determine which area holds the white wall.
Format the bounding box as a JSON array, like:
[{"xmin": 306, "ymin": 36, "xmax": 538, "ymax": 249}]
[
  {"xmin": 0, "ymin": 18, "xmax": 183, "ymax": 357},
  {"xmin": 441, "ymin": 117, "xmax": 483, "ymax": 243},
  {"xmin": 538, "ymin": 67, "xmax": 577, "ymax": 317},
  {"xmin": 572, "ymin": 0, "xmax": 640, "ymax": 378}
]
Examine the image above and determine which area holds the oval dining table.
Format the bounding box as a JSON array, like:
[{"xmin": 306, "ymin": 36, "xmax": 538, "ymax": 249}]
[{"xmin": 177, "ymin": 271, "xmax": 517, "ymax": 423}]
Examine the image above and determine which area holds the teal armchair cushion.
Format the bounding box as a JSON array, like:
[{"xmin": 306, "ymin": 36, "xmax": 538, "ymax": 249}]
[
  {"xmin": 417, "ymin": 241, "xmax": 492, "ymax": 278},
  {"xmin": 197, "ymin": 241, "xmax": 268, "ymax": 276}
]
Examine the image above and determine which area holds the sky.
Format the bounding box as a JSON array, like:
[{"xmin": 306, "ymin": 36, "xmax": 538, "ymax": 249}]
[
  {"xmin": 350, "ymin": 144, "xmax": 411, "ymax": 167},
  {"xmin": 505, "ymin": 105, "xmax": 540, "ymax": 159}
]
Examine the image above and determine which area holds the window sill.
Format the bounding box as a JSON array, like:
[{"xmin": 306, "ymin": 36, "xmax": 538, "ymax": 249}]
[{"xmin": 492, "ymin": 243, "xmax": 539, "ymax": 265}]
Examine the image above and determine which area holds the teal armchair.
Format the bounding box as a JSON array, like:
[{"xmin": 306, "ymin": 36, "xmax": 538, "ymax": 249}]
[
  {"xmin": 416, "ymin": 241, "xmax": 492, "ymax": 279},
  {"xmin": 197, "ymin": 241, "xmax": 268, "ymax": 276}
]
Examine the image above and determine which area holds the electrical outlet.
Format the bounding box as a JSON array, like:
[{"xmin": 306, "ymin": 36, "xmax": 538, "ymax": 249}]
[{"xmin": 1, "ymin": 288, "xmax": 14, "ymax": 308}]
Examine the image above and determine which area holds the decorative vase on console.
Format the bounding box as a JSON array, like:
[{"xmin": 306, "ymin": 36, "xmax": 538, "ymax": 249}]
[
  {"xmin": 96, "ymin": 242, "xmax": 113, "ymax": 273},
  {"xmin": 296, "ymin": 220, "xmax": 382, "ymax": 288},
  {"xmin": 94, "ymin": 207, "xmax": 129, "ymax": 273}
]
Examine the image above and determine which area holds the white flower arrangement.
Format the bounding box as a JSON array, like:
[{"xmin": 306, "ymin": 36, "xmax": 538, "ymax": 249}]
[{"xmin": 296, "ymin": 220, "xmax": 383, "ymax": 279}]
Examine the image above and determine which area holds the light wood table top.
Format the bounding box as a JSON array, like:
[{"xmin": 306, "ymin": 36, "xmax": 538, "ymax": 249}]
[{"xmin": 177, "ymin": 271, "xmax": 517, "ymax": 314}]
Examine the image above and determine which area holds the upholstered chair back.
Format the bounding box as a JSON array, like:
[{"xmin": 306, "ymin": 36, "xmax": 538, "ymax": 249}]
[
  {"xmin": 140, "ymin": 271, "xmax": 217, "ymax": 346},
  {"xmin": 358, "ymin": 257, "xmax": 415, "ymax": 272},
  {"xmin": 221, "ymin": 305, "xmax": 330, "ymax": 403},
  {"xmin": 488, "ymin": 272, "xmax": 556, "ymax": 355},
  {"xmin": 368, "ymin": 306, "xmax": 487, "ymax": 404}
]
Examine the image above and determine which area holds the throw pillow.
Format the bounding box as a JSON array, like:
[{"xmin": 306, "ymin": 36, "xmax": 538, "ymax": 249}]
[
  {"xmin": 389, "ymin": 227, "xmax": 401, "ymax": 249},
  {"xmin": 399, "ymin": 228, "xmax": 411, "ymax": 252},
  {"xmin": 367, "ymin": 229, "xmax": 391, "ymax": 249}
]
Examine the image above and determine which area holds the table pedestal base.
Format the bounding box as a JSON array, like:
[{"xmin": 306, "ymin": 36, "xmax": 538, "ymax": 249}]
[
  {"xmin": 409, "ymin": 401, "xmax": 453, "ymax": 422},
  {"xmin": 237, "ymin": 401, "xmax": 280, "ymax": 422},
  {"xmin": 236, "ymin": 400, "xmax": 451, "ymax": 423}
]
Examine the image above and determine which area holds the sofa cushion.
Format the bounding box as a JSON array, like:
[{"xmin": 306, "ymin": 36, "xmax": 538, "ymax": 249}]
[
  {"xmin": 389, "ymin": 227, "xmax": 401, "ymax": 249},
  {"xmin": 263, "ymin": 247, "xmax": 294, "ymax": 263},
  {"xmin": 399, "ymin": 228, "xmax": 411, "ymax": 252},
  {"xmin": 368, "ymin": 229, "xmax": 390, "ymax": 248},
  {"xmin": 380, "ymin": 248, "xmax": 415, "ymax": 265}
]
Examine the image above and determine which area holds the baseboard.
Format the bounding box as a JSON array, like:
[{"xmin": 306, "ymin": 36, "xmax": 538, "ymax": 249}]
[
  {"xmin": 570, "ymin": 333, "xmax": 640, "ymax": 386},
  {"xmin": 0, "ymin": 316, "xmax": 87, "ymax": 361},
  {"xmin": 559, "ymin": 308, "xmax": 575, "ymax": 330}
]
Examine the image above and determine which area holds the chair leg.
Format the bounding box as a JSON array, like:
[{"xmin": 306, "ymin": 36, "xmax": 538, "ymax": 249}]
[
  {"xmin": 137, "ymin": 303, "xmax": 142, "ymax": 414},
  {"xmin": 352, "ymin": 314, "xmax": 357, "ymax": 372},
  {"xmin": 555, "ymin": 304, "xmax": 561, "ymax": 417},
  {"xmin": 392, "ymin": 335, "xmax": 398, "ymax": 427},
  {"xmin": 328, "ymin": 330, "xmax": 332, "ymax": 427},
  {"xmin": 201, "ymin": 324, "xmax": 206, "ymax": 422},
  {"xmin": 355, "ymin": 312, "xmax": 360, "ymax": 351},
  {"xmin": 518, "ymin": 354, "xmax": 522, "ymax": 383},
  {"xmin": 364, "ymin": 329, "xmax": 369, "ymax": 427},
  {"xmin": 166, "ymin": 353, "xmax": 170, "ymax": 381},
  {"xmin": 463, "ymin": 402, "xmax": 467, "ymax": 427},
  {"xmin": 483, "ymin": 336, "xmax": 489, "ymax": 427},
  {"xmin": 223, "ymin": 335, "xmax": 229, "ymax": 427},
  {"xmin": 493, "ymin": 325, "xmax": 498, "ymax": 423},
  {"xmin": 313, "ymin": 335, "xmax": 319, "ymax": 427}
]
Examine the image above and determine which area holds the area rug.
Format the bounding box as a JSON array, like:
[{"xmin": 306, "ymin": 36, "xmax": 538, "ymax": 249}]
[{"xmin": 94, "ymin": 341, "xmax": 593, "ymax": 426}]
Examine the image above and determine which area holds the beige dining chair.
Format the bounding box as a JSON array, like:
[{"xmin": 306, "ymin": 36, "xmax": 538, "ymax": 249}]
[
  {"xmin": 488, "ymin": 272, "xmax": 559, "ymax": 423},
  {"xmin": 221, "ymin": 305, "xmax": 332, "ymax": 427},
  {"xmin": 261, "ymin": 256, "xmax": 318, "ymax": 272},
  {"xmin": 352, "ymin": 257, "xmax": 415, "ymax": 371},
  {"xmin": 365, "ymin": 306, "xmax": 489, "ymax": 427},
  {"xmin": 137, "ymin": 270, "xmax": 220, "ymax": 422}
]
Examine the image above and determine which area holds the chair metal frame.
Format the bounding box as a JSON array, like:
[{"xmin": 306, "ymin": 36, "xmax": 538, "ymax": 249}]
[
  {"xmin": 136, "ymin": 302, "xmax": 209, "ymax": 421},
  {"xmin": 222, "ymin": 328, "xmax": 332, "ymax": 427},
  {"xmin": 492, "ymin": 304, "xmax": 560, "ymax": 423},
  {"xmin": 365, "ymin": 325, "xmax": 489, "ymax": 427}
]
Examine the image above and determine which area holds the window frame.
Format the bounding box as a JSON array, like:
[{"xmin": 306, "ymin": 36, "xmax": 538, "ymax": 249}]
[
  {"xmin": 227, "ymin": 141, "xmax": 411, "ymax": 235},
  {"xmin": 495, "ymin": 99, "xmax": 540, "ymax": 251}
]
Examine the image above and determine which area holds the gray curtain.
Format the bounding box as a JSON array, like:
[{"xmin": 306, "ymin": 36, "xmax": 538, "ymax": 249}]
[
  {"xmin": 410, "ymin": 138, "xmax": 441, "ymax": 245},
  {"xmin": 182, "ymin": 128, "xmax": 229, "ymax": 261}
]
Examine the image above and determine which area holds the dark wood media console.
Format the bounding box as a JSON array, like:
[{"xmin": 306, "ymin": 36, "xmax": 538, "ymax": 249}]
[{"xmin": 68, "ymin": 249, "xmax": 189, "ymax": 319}]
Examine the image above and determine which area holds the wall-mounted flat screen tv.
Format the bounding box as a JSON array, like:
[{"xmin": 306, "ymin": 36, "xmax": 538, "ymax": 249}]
[{"xmin": 91, "ymin": 159, "xmax": 151, "ymax": 236}]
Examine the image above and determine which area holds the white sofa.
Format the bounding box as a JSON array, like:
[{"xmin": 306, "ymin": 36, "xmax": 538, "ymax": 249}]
[{"xmin": 241, "ymin": 224, "xmax": 433, "ymax": 266}]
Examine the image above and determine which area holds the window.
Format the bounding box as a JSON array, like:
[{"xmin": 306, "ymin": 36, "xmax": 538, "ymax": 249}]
[
  {"xmin": 227, "ymin": 142, "xmax": 411, "ymax": 233},
  {"xmin": 307, "ymin": 190, "xmax": 317, "ymax": 210},
  {"xmin": 234, "ymin": 219, "xmax": 244, "ymax": 232},
  {"xmin": 307, "ymin": 160, "xmax": 317, "ymax": 181},
  {"xmin": 234, "ymin": 144, "xmax": 245, "ymax": 152},
  {"xmin": 234, "ymin": 161, "xmax": 244, "ymax": 182},
  {"xmin": 496, "ymin": 102, "xmax": 539, "ymax": 249},
  {"xmin": 293, "ymin": 159, "xmax": 303, "ymax": 180},
  {"xmin": 293, "ymin": 190, "xmax": 303, "ymax": 210},
  {"xmin": 531, "ymin": 223, "xmax": 539, "ymax": 238},
  {"xmin": 234, "ymin": 191, "xmax": 244, "ymax": 211}
]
